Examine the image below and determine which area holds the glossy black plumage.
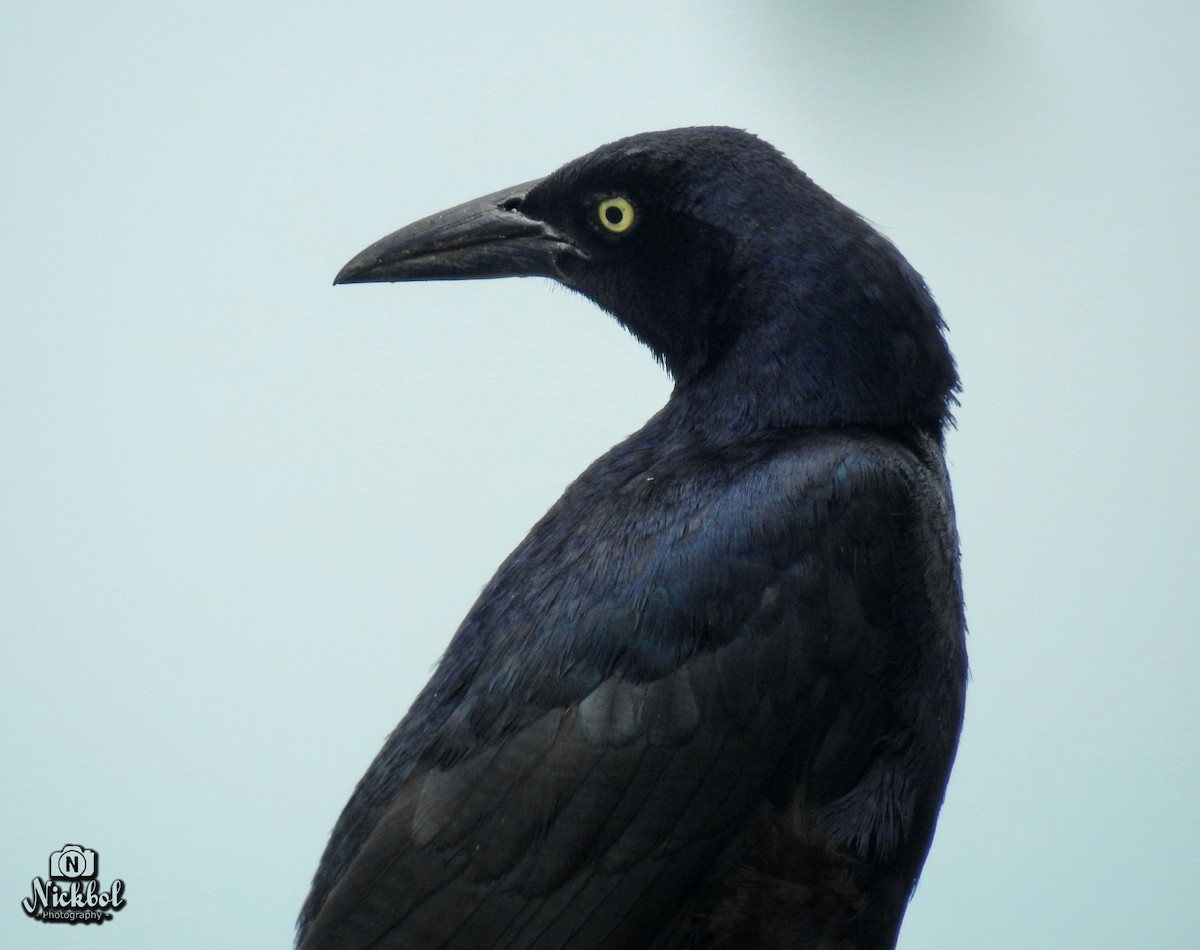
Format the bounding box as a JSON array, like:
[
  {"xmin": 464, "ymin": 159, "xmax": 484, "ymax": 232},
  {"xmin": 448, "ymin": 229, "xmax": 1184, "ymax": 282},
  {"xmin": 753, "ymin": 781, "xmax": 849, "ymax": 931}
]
[{"xmin": 300, "ymin": 127, "xmax": 966, "ymax": 949}]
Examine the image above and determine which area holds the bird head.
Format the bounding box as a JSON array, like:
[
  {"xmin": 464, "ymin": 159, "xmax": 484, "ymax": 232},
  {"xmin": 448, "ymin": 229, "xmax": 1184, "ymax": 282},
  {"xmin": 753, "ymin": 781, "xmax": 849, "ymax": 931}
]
[{"xmin": 336, "ymin": 127, "xmax": 957, "ymax": 433}]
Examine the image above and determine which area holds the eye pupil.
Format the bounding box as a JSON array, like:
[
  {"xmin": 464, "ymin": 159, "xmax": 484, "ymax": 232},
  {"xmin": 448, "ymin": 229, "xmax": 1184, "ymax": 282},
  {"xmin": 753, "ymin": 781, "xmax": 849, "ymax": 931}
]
[{"xmin": 605, "ymin": 206, "xmax": 623, "ymax": 225}]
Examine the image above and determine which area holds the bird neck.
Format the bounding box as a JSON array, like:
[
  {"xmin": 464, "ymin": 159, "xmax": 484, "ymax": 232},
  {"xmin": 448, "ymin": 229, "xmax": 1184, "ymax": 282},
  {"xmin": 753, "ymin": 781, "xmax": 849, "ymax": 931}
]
[
  {"xmin": 660, "ymin": 234, "xmax": 957, "ymax": 440},
  {"xmin": 631, "ymin": 384, "xmax": 946, "ymax": 469},
  {"xmin": 668, "ymin": 347, "xmax": 953, "ymax": 443}
]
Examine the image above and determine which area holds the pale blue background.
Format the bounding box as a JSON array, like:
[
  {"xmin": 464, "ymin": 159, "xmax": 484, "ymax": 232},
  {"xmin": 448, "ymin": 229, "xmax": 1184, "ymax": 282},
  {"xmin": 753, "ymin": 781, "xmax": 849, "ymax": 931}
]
[{"xmin": 3, "ymin": 2, "xmax": 1197, "ymax": 947}]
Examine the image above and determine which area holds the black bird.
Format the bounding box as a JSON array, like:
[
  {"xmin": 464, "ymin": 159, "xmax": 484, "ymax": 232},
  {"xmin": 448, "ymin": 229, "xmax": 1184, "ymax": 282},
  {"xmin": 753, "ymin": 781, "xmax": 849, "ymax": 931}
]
[{"xmin": 300, "ymin": 127, "xmax": 965, "ymax": 949}]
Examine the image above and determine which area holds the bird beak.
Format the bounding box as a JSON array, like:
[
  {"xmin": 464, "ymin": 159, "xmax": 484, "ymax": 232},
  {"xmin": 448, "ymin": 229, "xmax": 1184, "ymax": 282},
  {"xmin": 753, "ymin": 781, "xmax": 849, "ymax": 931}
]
[{"xmin": 334, "ymin": 178, "xmax": 582, "ymax": 285}]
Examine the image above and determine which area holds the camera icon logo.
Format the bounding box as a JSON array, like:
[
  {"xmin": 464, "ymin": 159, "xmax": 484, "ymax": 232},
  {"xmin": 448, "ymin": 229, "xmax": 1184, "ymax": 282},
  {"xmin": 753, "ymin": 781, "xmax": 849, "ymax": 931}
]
[{"xmin": 49, "ymin": 844, "xmax": 97, "ymax": 879}]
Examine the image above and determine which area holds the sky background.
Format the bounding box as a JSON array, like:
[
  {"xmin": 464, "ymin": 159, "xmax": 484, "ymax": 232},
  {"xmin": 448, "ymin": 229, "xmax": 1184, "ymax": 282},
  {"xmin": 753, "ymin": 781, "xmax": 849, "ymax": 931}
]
[{"xmin": 3, "ymin": 2, "xmax": 1197, "ymax": 947}]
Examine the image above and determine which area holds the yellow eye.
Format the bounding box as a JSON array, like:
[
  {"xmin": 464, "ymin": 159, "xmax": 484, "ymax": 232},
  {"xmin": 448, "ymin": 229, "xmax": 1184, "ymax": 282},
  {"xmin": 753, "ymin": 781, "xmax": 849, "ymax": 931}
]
[{"xmin": 597, "ymin": 196, "xmax": 635, "ymax": 233}]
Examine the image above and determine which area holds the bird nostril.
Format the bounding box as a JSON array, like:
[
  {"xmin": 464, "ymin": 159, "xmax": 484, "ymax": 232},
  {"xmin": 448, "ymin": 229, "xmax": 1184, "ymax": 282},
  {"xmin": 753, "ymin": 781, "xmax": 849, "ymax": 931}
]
[{"xmin": 501, "ymin": 196, "xmax": 524, "ymax": 212}]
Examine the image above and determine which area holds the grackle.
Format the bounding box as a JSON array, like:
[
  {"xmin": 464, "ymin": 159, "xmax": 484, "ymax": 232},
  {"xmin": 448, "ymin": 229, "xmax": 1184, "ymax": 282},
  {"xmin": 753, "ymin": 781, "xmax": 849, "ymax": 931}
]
[{"xmin": 299, "ymin": 127, "xmax": 966, "ymax": 949}]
